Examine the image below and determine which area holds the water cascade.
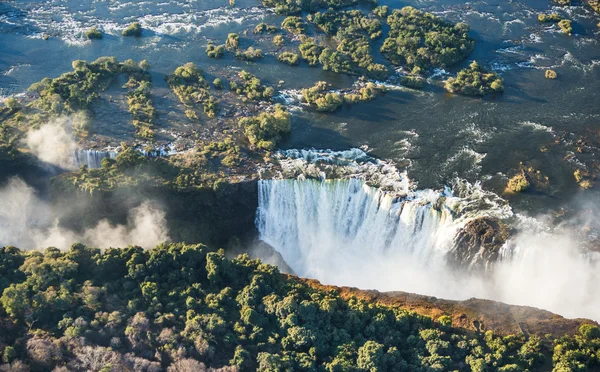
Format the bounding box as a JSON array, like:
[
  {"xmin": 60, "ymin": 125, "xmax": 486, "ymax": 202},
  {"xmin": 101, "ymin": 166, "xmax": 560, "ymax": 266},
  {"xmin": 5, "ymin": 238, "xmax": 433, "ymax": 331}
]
[
  {"xmin": 73, "ymin": 150, "xmax": 117, "ymax": 169},
  {"xmin": 256, "ymin": 149, "xmax": 600, "ymax": 320}
]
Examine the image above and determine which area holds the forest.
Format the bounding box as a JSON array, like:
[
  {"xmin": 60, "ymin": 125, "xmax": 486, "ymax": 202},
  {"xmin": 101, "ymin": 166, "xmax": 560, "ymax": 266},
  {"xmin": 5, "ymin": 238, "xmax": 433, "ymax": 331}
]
[{"xmin": 0, "ymin": 243, "xmax": 599, "ymax": 371}]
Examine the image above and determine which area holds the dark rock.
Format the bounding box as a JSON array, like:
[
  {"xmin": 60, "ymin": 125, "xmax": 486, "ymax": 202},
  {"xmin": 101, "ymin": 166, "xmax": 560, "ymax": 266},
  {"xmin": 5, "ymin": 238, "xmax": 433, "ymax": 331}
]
[{"xmin": 450, "ymin": 217, "xmax": 511, "ymax": 272}]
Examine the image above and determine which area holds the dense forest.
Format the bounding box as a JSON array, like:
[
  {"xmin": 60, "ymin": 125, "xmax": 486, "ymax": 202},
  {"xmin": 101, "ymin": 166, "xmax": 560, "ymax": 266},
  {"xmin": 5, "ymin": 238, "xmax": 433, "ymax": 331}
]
[{"xmin": 0, "ymin": 243, "xmax": 599, "ymax": 371}]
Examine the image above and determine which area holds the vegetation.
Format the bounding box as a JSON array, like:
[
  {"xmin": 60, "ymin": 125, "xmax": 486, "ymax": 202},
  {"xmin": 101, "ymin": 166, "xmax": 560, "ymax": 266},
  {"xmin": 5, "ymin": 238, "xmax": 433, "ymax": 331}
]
[
  {"xmin": 262, "ymin": 0, "xmax": 379, "ymax": 14},
  {"xmin": 373, "ymin": 5, "xmax": 389, "ymax": 18},
  {"xmin": 445, "ymin": 61, "xmax": 504, "ymax": 97},
  {"xmin": 281, "ymin": 16, "xmax": 306, "ymax": 34},
  {"xmin": 229, "ymin": 71, "xmax": 274, "ymax": 102},
  {"xmin": 558, "ymin": 19, "xmax": 573, "ymax": 35},
  {"xmin": 298, "ymin": 37, "xmax": 323, "ymax": 66},
  {"xmin": 302, "ymin": 82, "xmax": 344, "ymax": 112},
  {"xmin": 225, "ymin": 33, "xmax": 240, "ymax": 50},
  {"xmin": 0, "ymin": 243, "xmax": 598, "ymax": 371},
  {"xmin": 507, "ymin": 171, "xmax": 531, "ymax": 193},
  {"xmin": 538, "ymin": 13, "xmax": 561, "ymax": 22},
  {"xmin": 239, "ymin": 104, "xmax": 291, "ymax": 150},
  {"xmin": 277, "ymin": 51, "xmax": 300, "ymax": 65},
  {"xmin": 307, "ymin": 10, "xmax": 387, "ymax": 79},
  {"xmin": 545, "ymin": 69, "xmax": 557, "ymax": 79},
  {"xmin": 122, "ymin": 22, "xmax": 142, "ymax": 37},
  {"xmin": 167, "ymin": 63, "xmax": 219, "ymax": 120},
  {"xmin": 554, "ymin": 0, "xmax": 571, "ymax": 6},
  {"xmin": 122, "ymin": 60, "xmax": 156, "ymax": 139},
  {"xmin": 85, "ymin": 27, "xmax": 103, "ymax": 40},
  {"xmin": 273, "ymin": 34, "xmax": 285, "ymax": 46},
  {"xmin": 254, "ymin": 23, "xmax": 278, "ymax": 34},
  {"xmin": 27, "ymin": 57, "xmax": 125, "ymax": 117},
  {"xmin": 235, "ymin": 47, "xmax": 264, "ymax": 62},
  {"xmin": 206, "ymin": 44, "xmax": 226, "ymax": 59},
  {"xmin": 381, "ymin": 7, "xmax": 474, "ymax": 71}
]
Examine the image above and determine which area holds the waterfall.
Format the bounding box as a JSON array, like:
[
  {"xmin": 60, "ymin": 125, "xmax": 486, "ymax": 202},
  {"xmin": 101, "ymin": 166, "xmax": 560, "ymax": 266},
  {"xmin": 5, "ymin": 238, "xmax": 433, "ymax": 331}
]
[
  {"xmin": 256, "ymin": 149, "xmax": 600, "ymax": 320},
  {"xmin": 73, "ymin": 150, "xmax": 118, "ymax": 169}
]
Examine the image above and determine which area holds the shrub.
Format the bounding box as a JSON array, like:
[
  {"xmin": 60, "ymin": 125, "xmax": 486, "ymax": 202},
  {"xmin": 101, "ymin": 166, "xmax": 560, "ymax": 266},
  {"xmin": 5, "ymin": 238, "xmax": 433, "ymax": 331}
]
[
  {"xmin": 445, "ymin": 61, "xmax": 504, "ymax": 96},
  {"xmin": 545, "ymin": 70, "xmax": 557, "ymax": 79},
  {"xmin": 235, "ymin": 47, "xmax": 264, "ymax": 61},
  {"xmin": 277, "ymin": 51, "xmax": 300, "ymax": 65},
  {"xmin": 507, "ymin": 171, "xmax": 530, "ymax": 193},
  {"xmin": 273, "ymin": 34, "xmax": 285, "ymax": 46},
  {"xmin": 213, "ymin": 78, "xmax": 223, "ymax": 89},
  {"xmin": 579, "ymin": 324, "xmax": 600, "ymax": 340},
  {"xmin": 254, "ymin": 23, "xmax": 278, "ymax": 34},
  {"xmin": 538, "ymin": 13, "xmax": 561, "ymax": 22},
  {"xmin": 206, "ymin": 44, "xmax": 225, "ymax": 58},
  {"xmin": 239, "ymin": 104, "xmax": 291, "ymax": 150},
  {"xmin": 558, "ymin": 19, "xmax": 572, "ymax": 35},
  {"xmin": 86, "ymin": 27, "xmax": 103, "ymax": 40},
  {"xmin": 226, "ymin": 33, "xmax": 240, "ymax": 50},
  {"xmin": 373, "ymin": 5, "xmax": 389, "ymax": 17},
  {"xmin": 282, "ymin": 16, "xmax": 306, "ymax": 34},
  {"xmin": 122, "ymin": 22, "xmax": 142, "ymax": 37}
]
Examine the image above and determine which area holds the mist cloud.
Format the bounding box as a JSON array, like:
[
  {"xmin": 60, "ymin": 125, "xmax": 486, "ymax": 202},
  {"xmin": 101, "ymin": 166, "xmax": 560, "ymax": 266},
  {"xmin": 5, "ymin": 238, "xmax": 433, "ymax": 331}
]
[
  {"xmin": 0, "ymin": 178, "xmax": 169, "ymax": 250},
  {"xmin": 24, "ymin": 116, "xmax": 85, "ymax": 170}
]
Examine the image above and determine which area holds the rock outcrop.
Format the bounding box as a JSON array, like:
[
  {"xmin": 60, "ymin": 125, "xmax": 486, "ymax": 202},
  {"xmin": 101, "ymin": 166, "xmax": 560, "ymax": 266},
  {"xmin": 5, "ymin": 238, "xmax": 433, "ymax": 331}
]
[{"xmin": 450, "ymin": 217, "xmax": 511, "ymax": 272}]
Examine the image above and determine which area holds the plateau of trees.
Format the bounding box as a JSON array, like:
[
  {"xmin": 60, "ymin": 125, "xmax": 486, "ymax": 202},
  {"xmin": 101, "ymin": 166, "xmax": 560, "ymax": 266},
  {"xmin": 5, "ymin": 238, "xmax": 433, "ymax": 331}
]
[
  {"xmin": 0, "ymin": 243, "xmax": 598, "ymax": 371},
  {"xmin": 444, "ymin": 61, "xmax": 504, "ymax": 97},
  {"xmin": 381, "ymin": 7, "xmax": 474, "ymax": 71}
]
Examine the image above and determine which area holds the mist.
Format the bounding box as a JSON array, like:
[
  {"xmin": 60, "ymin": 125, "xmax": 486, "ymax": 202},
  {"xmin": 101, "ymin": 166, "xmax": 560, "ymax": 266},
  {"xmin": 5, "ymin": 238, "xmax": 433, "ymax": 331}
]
[
  {"xmin": 0, "ymin": 178, "xmax": 169, "ymax": 250},
  {"xmin": 24, "ymin": 116, "xmax": 81, "ymax": 170}
]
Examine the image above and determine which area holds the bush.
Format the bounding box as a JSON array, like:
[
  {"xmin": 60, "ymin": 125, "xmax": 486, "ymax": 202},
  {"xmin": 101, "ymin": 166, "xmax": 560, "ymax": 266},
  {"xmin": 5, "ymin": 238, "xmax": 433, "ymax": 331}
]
[
  {"xmin": 558, "ymin": 19, "xmax": 572, "ymax": 35},
  {"xmin": 122, "ymin": 22, "xmax": 142, "ymax": 37},
  {"xmin": 254, "ymin": 23, "xmax": 278, "ymax": 34},
  {"xmin": 373, "ymin": 5, "xmax": 389, "ymax": 17},
  {"xmin": 381, "ymin": 7, "xmax": 474, "ymax": 71},
  {"xmin": 239, "ymin": 104, "xmax": 291, "ymax": 150},
  {"xmin": 226, "ymin": 33, "xmax": 240, "ymax": 50},
  {"xmin": 273, "ymin": 34, "xmax": 285, "ymax": 46},
  {"xmin": 579, "ymin": 324, "xmax": 600, "ymax": 340},
  {"xmin": 507, "ymin": 171, "xmax": 530, "ymax": 193},
  {"xmin": 206, "ymin": 44, "xmax": 225, "ymax": 59},
  {"xmin": 538, "ymin": 13, "xmax": 561, "ymax": 22},
  {"xmin": 545, "ymin": 70, "xmax": 557, "ymax": 79},
  {"xmin": 445, "ymin": 61, "xmax": 503, "ymax": 96},
  {"xmin": 86, "ymin": 27, "xmax": 103, "ymax": 40},
  {"xmin": 282, "ymin": 16, "xmax": 306, "ymax": 34},
  {"xmin": 213, "ymin": 78, "xmax": 223, "ymax": 89},
  {"xmin": 235, "ymin": 47, "xmax": 264, "ymax": 61},
  {"xmin": 277, "ymin": 51, "xmax": 300, "ymax": 65}
]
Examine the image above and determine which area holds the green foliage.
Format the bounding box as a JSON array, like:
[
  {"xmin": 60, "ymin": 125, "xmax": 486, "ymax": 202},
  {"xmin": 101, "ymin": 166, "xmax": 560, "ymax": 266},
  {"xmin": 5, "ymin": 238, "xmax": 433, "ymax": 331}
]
[
  {"xmin": 261, "ymin": 0, "xmax": 367, "ymax": 15},
  {"xmin": 373, "ymin": 5, "xmax": 389, "ymax": 18},
  {"xmin": 538, "ymin": 13, "xmax": 561, "ymax": 22},
  {"xmin": 0, "ymin": 242, "xmax": 592, "ymax": 371},
  {"xmin": 85, "ymin": 27, "xmax": 103, "ymax": 40},
  {"xmin": 206, "ymin": 43, "xmax": 225, "ymax": 59},
  {"xmin": 213, "ymin": 78, "xmax": 223, "ymax": 89},
  {"xmin": 273, "ymin": 34, "xmax": 285, "ymax": 46},
  {"xmin": 299, "ymin": 37, "xmax": 323, "ymax": 66},
  {"xmin": 122, "ymin": 22, "xmax": 142, "ymax": 37},
  {"xmin": 281, "ymin": 16, "xmax": 306, "ymax": 34},
  {"xmin": 545, "ymin": 69, "xmax": 557, "ymax": 79},
  {"xmin": 558, "ymin": 19, "xmax": 573, "ymax": 35},
  {"xmin": 27, "ymin": 56, "xmax": 125, "ymax": 116},
  {"xmin": 123, "ymin": 65, "xmax": 156, "ymax": 139},
  {"xmin": 277, "ymin": 51, "xmax": 300, "ymax": 65},
  {"xmin": 507, "ymin": 171, "xmax": 531, "ymax": 193},
  {"xmin": 554, "ymin": 0, "xmax": 571, "ymax": 5},
  {"xmin": 381, "ymin": 7, "xmax": 474, "ymax": 71},
  {"xmin": 254, "ymin": 23, "xmax": 278, "ymax": 34},
  {"xmin": 239, "ymin": 104, "xmax": 290, "ymax": 150},
  {"xmin": 167, "ymin": 62, "xmax": 219, "ymax": 120},
  {"xmin": 235, "ymin": 47, "xmax": 264, "ymax": 62},
  {"xmin": 302, "ymin": 81, "xmax": 344, "ymax": 112},
  {"xmin": 230, "ymin": 70, "xmax": 274, "ymax": 101},
  {"xmin": 445, "ymin": 61, "xmax": 504, "ymax": 97},
  {"xmin": 226, "ymin": 33, "xmax": 240, "ymax": 50}
]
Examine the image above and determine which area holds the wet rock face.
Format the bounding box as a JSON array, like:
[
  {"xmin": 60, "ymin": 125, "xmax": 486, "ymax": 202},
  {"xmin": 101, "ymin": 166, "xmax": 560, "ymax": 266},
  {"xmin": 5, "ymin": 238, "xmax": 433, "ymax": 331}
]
[{"xmin": 450, "ymin": 217, "xmax": 511, "ymax": 272}]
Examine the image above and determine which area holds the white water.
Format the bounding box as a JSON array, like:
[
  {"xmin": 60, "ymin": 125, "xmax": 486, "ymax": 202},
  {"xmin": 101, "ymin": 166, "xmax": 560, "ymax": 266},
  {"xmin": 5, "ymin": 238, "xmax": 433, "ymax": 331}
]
[
  {"xmin": 73, "ymin": 150, "xmax": 118, "ymax": 169},
  {"xmin": 256, "ymin": 149, "xmax": 600, "ymax": 320}
]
